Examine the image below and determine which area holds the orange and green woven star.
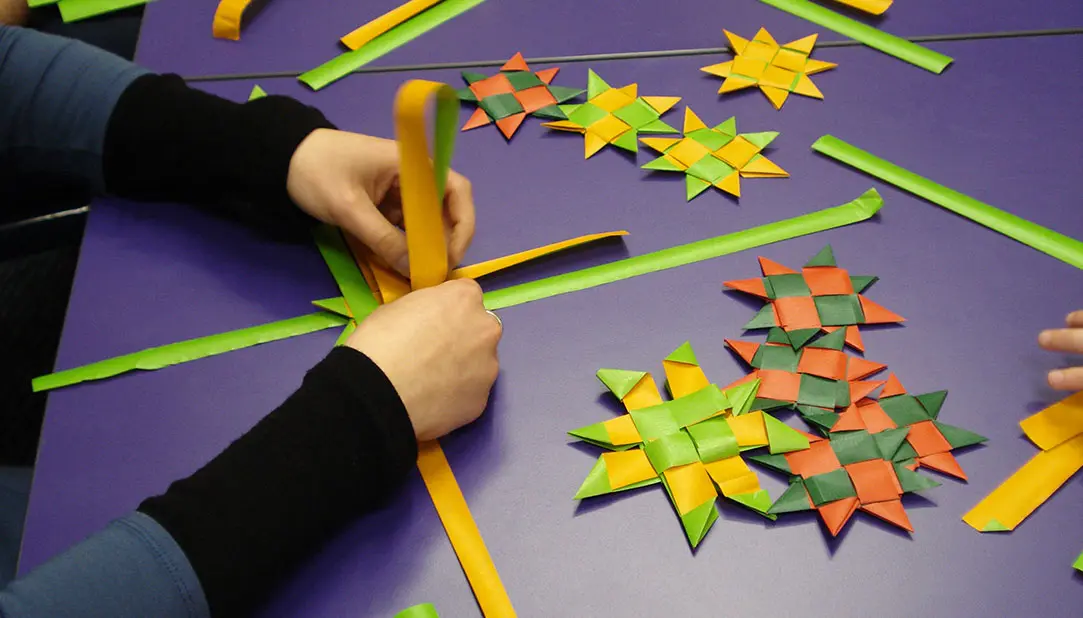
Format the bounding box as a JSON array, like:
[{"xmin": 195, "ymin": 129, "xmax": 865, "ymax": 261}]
[
  {"xmin": 569, "ymin": 342, "xmax": 813, "ymax": 548},
  {"xmin": 457, "ymin": 53, "xmax": 585, "ymax": 140},
  {"xmin": 543, "ymin": 69, "xmax": 680, "ymax": 158},
  {"xmin": 641, "ymin": 108, "xmax": 788, "ymax": 200},
  {"xmin": 701, "ymin": 29, "xmax": 837, "ymax": 110}
]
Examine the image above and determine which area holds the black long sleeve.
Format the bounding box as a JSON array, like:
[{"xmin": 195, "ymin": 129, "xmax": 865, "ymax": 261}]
[
  {"xmin": 103, "ymin": 73, "xmax": 335, "ymax": 237},
  {"xmin": 138, "ymin": 347, "xmax": 419, "ymax": 617}
]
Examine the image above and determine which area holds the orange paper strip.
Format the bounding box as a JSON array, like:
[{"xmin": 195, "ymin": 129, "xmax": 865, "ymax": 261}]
[{"xmin": 212, "ymin": 0, "xmax": 255, "ymax": 40}]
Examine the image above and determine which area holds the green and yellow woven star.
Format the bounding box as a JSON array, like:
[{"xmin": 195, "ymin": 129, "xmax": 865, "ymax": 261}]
[
  {"xmin": 542, "ymin": 69, "xmax": 680, "ymax": 158},
  {"xmin": 641, "ymin": 108, "xmax": 788, "ymax": 200}
]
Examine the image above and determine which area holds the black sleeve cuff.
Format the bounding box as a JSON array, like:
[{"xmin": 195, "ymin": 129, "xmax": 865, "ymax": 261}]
[
  {"xmin": 103, "ymin": 73, "xmax": 336, "ymax": 236},
  {"xmin": 138, "ymin": 347, "xmax": 418, "ymax": 617}
]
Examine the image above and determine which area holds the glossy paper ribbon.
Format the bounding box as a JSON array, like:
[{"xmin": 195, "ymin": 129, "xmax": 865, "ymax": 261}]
[{"xmin": 395, "ymin": 79, "xmax": 516, "ymax": 617}]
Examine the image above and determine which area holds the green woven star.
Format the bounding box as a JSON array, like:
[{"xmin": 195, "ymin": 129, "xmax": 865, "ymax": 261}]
[
  {"xmin": 640, "ymin": 108, "xmax": 788, "ymax": 200},
  {"xmin": 542, "ymin": 70, "xmax": 681, "ymax": 158}
]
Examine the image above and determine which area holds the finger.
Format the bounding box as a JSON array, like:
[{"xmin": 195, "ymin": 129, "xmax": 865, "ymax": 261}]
[
  {"xmin": 1067, "ymin": 310, "xmax": 1083, "ymax": 328},
  {"xmin": 444, "ymin": 171, "xmax": 476, "ymax": 266},
  {"xmin": 338, "ymin": 195, "xmax": 410, "ymax": 276},
  {"xmin": 1038, "ymin": 328, "xmax": 1083, "ymax": 354},
  {"xmin": 1048, "ymin": 367, "xmax": 1083, "ymax": 391}
]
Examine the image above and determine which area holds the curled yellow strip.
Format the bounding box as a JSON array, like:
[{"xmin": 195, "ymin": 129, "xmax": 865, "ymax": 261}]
[
  {"xmin": 831, "ymin": 0, "xmax": 892, "ymax": 15},
  {"xmin": 449, "ymin": 230, "xmax": 628, "ymax": 280},
  {"xmin": 395, "ymin": 79, "xmax": 515, "ymax": 617},
  {"xmin": 340, "ymin": 0, "xmax": 444, "ymax": 50},
  {"xmin": 212, "ymin": 0, "xmax": 254, "ymax": 40}
]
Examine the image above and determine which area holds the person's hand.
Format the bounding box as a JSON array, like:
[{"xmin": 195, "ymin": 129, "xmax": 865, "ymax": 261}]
[
  {"xmin": 1039, "ymin": 310, "xmax": 1083, "ymax": 391},
  {"xmin": 0, "ymin": 0, "xmax": 29, "ymax": 25},
  {"xmin": 345, "ymin": 279, "xmax": 501, "ymax": 441},
  {"xmin": 286, "ymin": 129, "xmax": 476, "ymax": 276}
]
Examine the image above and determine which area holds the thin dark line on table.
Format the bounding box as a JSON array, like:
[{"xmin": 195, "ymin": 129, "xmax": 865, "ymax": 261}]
[{"xmin": 183, "ymin": 27, "xmax": 1083, "ymax": 82}]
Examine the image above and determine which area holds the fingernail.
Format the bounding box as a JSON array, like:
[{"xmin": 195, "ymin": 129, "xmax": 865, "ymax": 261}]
[
  {"xmin": 1049, "ymin": 370, "xmax": 1065, "ymax": 388},
  {"xmin": 1039, "ymin": 331, "xmax": 1052, "ymax": 346}
]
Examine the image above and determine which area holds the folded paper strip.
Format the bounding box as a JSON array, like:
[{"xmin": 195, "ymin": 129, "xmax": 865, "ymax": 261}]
[
  {"xmin": 963, "ymin": 392, "xmax": 1083, "ymax": 539},
  {"xmin": 641, "ymin": 108, "xmax": 788, "ymax": 200}
]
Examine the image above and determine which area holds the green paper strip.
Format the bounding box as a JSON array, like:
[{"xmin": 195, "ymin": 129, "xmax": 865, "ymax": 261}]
[
  {"xmin": 484, "ymin": 190, "xmax": 883, "ymax": 310},
  {"xmin": 813, "ymin": 136, "xmax": 1083, "ymax": 270},
  {"xmin": 1073, "ymin": 549, "xmax": 1083, "ymax": 572},
  {"xmin": 299, "ymin": 0, "xmax": 487, "ymax": 91},
  {"xmin": 395, "ymin": 603, "xmax": 440, "ymax": 618},
  {"xmin": 312, "ymin": 225, "xmax": 380, "ymax": 319},
  {"xmin": 27, "ymin": 0, "xmax": 59, "ymax": 7},
  {"xmin": 56, "ymin": 0, "xmax": 151, "ymax": 23},
  {"xmin": 334, "ymin": 321, "xmax": 357, "ymax": 347},
  {"xmin": 32, "ymin": 312, "xmax": 348, "ymax": 392},
  {"xmin": 311, "ymin": 297, "xmax": 351, "ymax": 318},
  {"xmin": 758, "ymin": 0, "xmax": 952, "ymax": 73}
]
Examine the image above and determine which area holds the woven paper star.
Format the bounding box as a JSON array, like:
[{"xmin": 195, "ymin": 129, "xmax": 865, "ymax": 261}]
[
  {"xmin": 543, "ymin": 70, "xmax": 680, "ymax": 158},
  {"xmin": 725, "ymin": 327, "xmax": 888, "ymax": 432},
  {"xmin": 749, "ymin": 373, "xmax": 986, "ymax": 536},
  {"xmin": 641, "ymin": 108, "xmax": 788, "ymax": 200},
  {"xmin": 701, "ymin": 29, "xmax": 837, "ymax": 110},
  {"xmin": 569, "ymin": 342, "xmax": 813, "ymax": 548},
  {"xmin": 457, "ymin": 53, "xmax": 585, "ymax": 140},
  {"xmin": 723, "ymin": 245, "xmax": 904, "ymax": 351}
]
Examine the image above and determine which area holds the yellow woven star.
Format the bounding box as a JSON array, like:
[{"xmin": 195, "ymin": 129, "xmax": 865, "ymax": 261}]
[{"xmin": 701, "ymin": 29, "xmax": 837, "ymax": 110}]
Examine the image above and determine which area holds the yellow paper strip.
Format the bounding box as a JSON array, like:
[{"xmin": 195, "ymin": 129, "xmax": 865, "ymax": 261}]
[
  {"xmin": 962, "ymin": 434, "xmax": 1083, "ymax": 532},
  {"xmin": 1020, "ymin": 392, "xmax": 1083, "ymax": 451},
  {"xmin": 450, "ymin": 231, "xmax": 628, "ymax": 280},
  {"xmin": 831, "ymin": 0, "xmax": 892, "ymax": 15},
  {"xmin": 395, "ymin": 79, "xmax": 514, "ymax": 616},
  {"xmin": 662, "ymin": 361, "xmax": 710, "ymax": 400},
  {"xmin": 416, "ymin": 443, "xmax": 514, "ymax": 616},
  {"xmin": 340, "ymin": 0, "xmax": 443, "ymax": 50},
  {"xmin": 212, "ymin": 0, "xmax": 253, "ymax": 40}
]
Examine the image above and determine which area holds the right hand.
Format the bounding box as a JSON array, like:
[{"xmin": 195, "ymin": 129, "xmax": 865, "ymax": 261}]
[
  {"xmin": 346, "ymin": 279, "xmax": 502, "ymax": 441},
  {"xmin": 1039, "ymin": 310, "xmax": 1083, "ymax": 391}
]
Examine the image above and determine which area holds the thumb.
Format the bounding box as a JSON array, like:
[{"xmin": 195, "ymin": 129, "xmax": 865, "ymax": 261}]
[{"xmin": 338, "ymin": 195, "xmax": 410, "ymax": 276}]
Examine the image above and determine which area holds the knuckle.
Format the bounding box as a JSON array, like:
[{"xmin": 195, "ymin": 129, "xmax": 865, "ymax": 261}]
[{"xmin": 448, "ymin": 278, "xmax": 483, "ymax": 301}]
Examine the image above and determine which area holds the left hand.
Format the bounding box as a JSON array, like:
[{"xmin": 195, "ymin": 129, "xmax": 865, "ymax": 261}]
[
  {"xmin": 286, "ymin": 129, "xmax": 476, "ymax": 276},
  {"xmin": 1038, "ymin": 310, "xmax": 1083, "ymax": 391}
]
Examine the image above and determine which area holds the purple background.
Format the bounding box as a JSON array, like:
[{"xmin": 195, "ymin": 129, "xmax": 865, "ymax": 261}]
[
  {"xmin": 135, "ymin": 0, "xmax": 1083, "ymax": 77},
  {"xmin": 23, "ymin": 35, "xmax": 1083, "ymax": 616}
]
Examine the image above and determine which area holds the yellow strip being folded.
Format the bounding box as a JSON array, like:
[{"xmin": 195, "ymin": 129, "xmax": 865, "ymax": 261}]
[
  {"xmin": 340, "ymin": 0, "xmax": 443, "ymax": 50},
  {"xmin": 212, "ymin": 0, "xmax": 253, "ymax": 40},
  {"xmin": 1020, "ymin": 391, "xmax": 1083, "ymax": 451},
  {"xmin": 962, "ymin": 434, "xmax": 1083, "ymax": 532},
  {"xmin": 395, "ymin": 79, "xmax": 515, "ymax": 616},
  {"xmin": 831, "ymin": 0, "xmax": 892, "ymax": 15},
  {"xmin": 416, "ymin": 443, "xmax": 513, "ymax": 615},
  {"xmin": 450, "ymin": 231, "xmax": 628, "ymax": 280}
]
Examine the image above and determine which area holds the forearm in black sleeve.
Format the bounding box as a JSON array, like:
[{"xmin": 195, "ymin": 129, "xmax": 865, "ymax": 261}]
[
  {"xmin": 138, "ymin": 346, "xmax": 419, "ymax": 617},
  {"xmin": 102, "ymin": 73, "xmax": 335, "ymax": 236}
]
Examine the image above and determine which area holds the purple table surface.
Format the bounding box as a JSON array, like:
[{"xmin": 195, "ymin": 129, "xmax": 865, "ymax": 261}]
[
  {"xmin": 23, "ymin": 36, "xmax": 1083, "ymax": 616},
  {"xmin": 136, "ymin": 0, "xmax": 1083, "ymax": 79}
]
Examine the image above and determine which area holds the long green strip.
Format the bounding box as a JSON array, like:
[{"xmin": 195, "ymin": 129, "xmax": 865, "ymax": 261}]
[
  {"xmin": 56, "ymin": 0, "xmax": 151, "ymax": 22},
  {"xmin": 759, "ymin": 0, "xmax": 953, "ymax": 73},
  {"xmin": 813, "ymin": 136, "xmax": 1083, "ymax": 270},
  {"xmin": 32, "ymin": 312, "xmax": 348, "ymax": 392},
  {"xmin": 1074, "ymin": 549, "xmax": 1083, "ymax": 572},
  {"xmin": 483, "ymin": 189, "xmax": 883, "ymax": 310},
  {"xmin": 299, "ymin": 0, "xmax": 487, "ymax": 91},
  {"xmin": 312, "ymin": 225, "xmax": 380, "ymax": 319}
]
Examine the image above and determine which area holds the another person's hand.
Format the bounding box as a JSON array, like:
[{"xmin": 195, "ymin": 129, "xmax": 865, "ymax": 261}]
[
  {"xmin": 286, "ymin": 129, "xmax": 475, "ymax": 276},
  {"xmin": 1038, "ymin": 310, "xmax": 1083, "ymax": 391},
  {"xmin": 345, "ymin": 279, "xmax": 501, "ymax": 441}
]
